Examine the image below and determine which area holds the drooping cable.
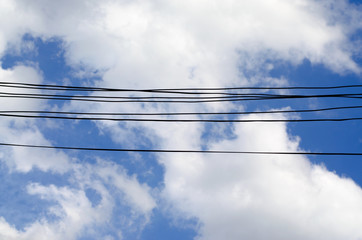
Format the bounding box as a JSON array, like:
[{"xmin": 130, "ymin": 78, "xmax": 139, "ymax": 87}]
[
  {"xmin": 0, "ymin": 92, "xmax": 361, "ymax": 103},
  {"xmin": 0, "ymin": 105, "xmax": 361, "ymax": 116},
  {"xmin": 0, "ymin": 113, "xmax": 361, "ymax": 122},
  {"xmin": 1, "ymin": 81, "xmax": 362, "ymax": 92},
  {"xmin": 0, "ymin": 142, "xmax": 361, "ymax": 155}
]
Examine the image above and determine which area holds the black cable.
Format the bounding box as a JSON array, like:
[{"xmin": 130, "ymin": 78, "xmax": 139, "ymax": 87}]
[
  {"xmin": 0, "ymin": 142, "xmax": 361, "ymax": 155},
  {"xmin": 0, "ymin": 91, "xmax": 289, "ymax": 99},
  {"xmin": 1, "ymin": 90, "xmax": 362, "ymax": 99},
  {"xmin": 0, "ymin": 84, "xmax": 245, "ymax": 95},
  {"xmin": 1, "ymin": 81, "xmax": 362, "ymax": 92},
  {"xmin": 0, "ymin": 94, "xmax": 259, "ymax": 103},
  {"xmin": 1, "ymin": 82, "xmax": 362, "ymax": 98},
  {"xmin": 1, "ymin": 113, "xmax": 361, "ymax": 122},
  {"xmin": 0, "ymin": 92, "xmax": 361, "ymax": 103},
  {"xmin": 1, "ymin": 84, "xmax": 346, "ymax": 96},
  {"xmin": 0, "ymin": 105, "xmax": 361, "ymax": 116}
]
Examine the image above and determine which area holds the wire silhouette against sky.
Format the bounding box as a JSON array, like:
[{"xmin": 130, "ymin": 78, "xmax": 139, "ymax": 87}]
[
  {"xmin": 0, "ymin": 82, "xmax": 361, "ymax": 156},
  {"xmin": 1, "ymin": 142, "xmax": 362, "ymax": 156},
  {"xmin": 0, "ymin": 105, "xmax": 361, "ymax": 115},
  {"xmin": 0, "ymin": 91, "xmax": 361, "ymax": 103},
  {"xmin": 1, "ymin": 81, "xmax": 362, "ymax": 91},
  {"xmin": 0, "ymin": 113, "xmax": 361, "ymax": 122}
]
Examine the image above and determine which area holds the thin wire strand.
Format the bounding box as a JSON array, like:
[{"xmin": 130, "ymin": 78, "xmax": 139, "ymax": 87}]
[
  {"xmin": 0, "ymin": 91, "xmax": 297, "ymax": 99},
  {"xmin": 0, "ymin": 113, "xmax": 362, "ymax": 122},
  {"xmin": 1, "ymin": 81, "xmax": 362, "ymax": 91},
  {"xmin": 0, "ymin": 93, "xmax": 361, "ymax": 103},
  {"xmin": 0, "ymin": 142, "xmax": 361, "ymax": 155},
  {"xmin": 0, "ymin": 105, "xmax": 361, "ymax": 116},
  {"xmin": 1, "ymin": 90, "xmax": 362, "ymax": 99}
]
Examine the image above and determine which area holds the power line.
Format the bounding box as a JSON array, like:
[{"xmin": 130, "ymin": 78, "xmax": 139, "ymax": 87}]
[
  {"xmin": 1, "ymin": 91, "xmax": 362, "ymax": 99},
  {"xmin": 0, "ymin": 105, "xmax": 361, "ymax": 116},
  {"xmin": 1, "ymin": 82, "xmax": 362, "ymax": 98},
  {"xmin": 0, "ymin": 91, "xmax": 271, "ymax": 99},
  {"xmin": 1, "ymin": 113, "xmax": 362, "ymax": 122},
  {"xmin": 0, "ymin": 92, "xmax": 361, "ymax": 103},
  {"xmin": 0, "ymin": 142, "xmax": 361, "ymax": 155},
  {"xmin": 1, "ymin": 81, "xmax": 362, "ymax": 92}
]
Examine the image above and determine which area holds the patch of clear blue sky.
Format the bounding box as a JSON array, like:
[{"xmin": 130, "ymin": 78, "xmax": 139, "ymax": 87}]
[
  {"xmin": 350, "ymin": 0, "xmax": 362, "ymax": 5},
  {"xmin": 141, "ymin": 211, "xmax": 199, "ymax": 240}
]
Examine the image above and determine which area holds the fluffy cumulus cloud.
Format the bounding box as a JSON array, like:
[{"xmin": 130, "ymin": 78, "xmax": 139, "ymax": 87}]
[
  {"xmin": 0, "ymin": 34, "xmax": 154, "ymax": 240},
  {"xmin": 0, "ymin": 65, "xmax": 71, "ymax": 173},
  {"xmin": 0, "ymin": 161, "xmax": 155, "ymax": 240},
  {"xmin": 0, "ymin": 0, "xmax": 362, "ymax": 239},
  {"xmin": 1, "ymin": 0, "xmax": 361, "ymax": 77},
  {"xmin": 161, "ymin": 115, "xmax": 362, "ymax": 239}
]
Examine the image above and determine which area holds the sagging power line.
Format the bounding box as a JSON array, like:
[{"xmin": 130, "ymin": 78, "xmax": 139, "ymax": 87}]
[
  {"xmin": 1, "ymin": 142, "xmax": 361, "ymax": 156},
  {"xmin": 0, "ymin": 92, "xmax": 361, "ymax": 103},
  {"xmin": 0, "ymin": 105, "xmax": 361, "ymax": 116},
  {"xmin": 0, "ymin": 82, "xmax": 360, "ymax": 157},
  {"xmin": 1, "ymin": 81, "xmax": 362, "ymax": 92},
  {"xmin": 0, "ymin": 113, "xmax": 361, "ymax": 123}
]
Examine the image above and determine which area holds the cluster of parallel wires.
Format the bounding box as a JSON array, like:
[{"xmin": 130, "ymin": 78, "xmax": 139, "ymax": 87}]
[{"xmin": 0, "ymin": 81, "xmax": 361, "ymax": 155}]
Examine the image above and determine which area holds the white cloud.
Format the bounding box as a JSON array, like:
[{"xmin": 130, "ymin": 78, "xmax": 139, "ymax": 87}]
[
  {"xmin": 0, "ymin": 65, "xmax": 72, "ymax": 173},
  {"xmin": 73, "ymin": 160, "xmax": 156, "ymax": 216},
  {"xmin": 0, "ymin": 0, "xmax": 362, "ymax": 239},
  {"xmin": 0, "ymin": 61, "xmax": 155, "ymax": 240},
  {"xmin": 160, "ymin": 114, "xmax": 362, "ymax": 240},
  {"xmin": 95, "ymin": 161, "xmax": 156, "ymax": 214},
  {"xmin": 0, "ymin": 65, "xmax": 43, "ymax": 113},
  {"xmin": 0, "ymin": 217, "xmax": 20, "ymax": 240},
  {"xmin": 0, "ymin": 0, "xmax": 360, "ymax": 78},
  {"xmin": 0, "ymin": 160, "xmax": 155, "ymax": 240},
  {"xmin": 0, "ymin": 127, "xmax": 71, "ymax": 173},
  {"xmin": 0, "ymin": 182, "xmax": 111, "ymax": 240},
  {"xmin": 0, "ymin": 0, "xmax": 43, "ymax": 57}
]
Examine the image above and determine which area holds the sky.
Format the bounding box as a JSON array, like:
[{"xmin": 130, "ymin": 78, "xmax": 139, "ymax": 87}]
[{"xmin": 0, "ymin": 0, "xmax": 362, "ymax": 239}]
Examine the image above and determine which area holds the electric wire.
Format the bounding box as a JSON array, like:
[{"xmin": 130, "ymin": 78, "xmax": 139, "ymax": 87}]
[
  {"xmin": 0, "ymin": 142, "xmax": 361, "ymax": 156},
  {"xmin": 1, "ymin": 91, "xmax": 362, "ymax": 99},
  {"xmin": 1, "ymin": 81, "xmax": 362, "ymax": 92},
  {"xmin": 0, "ymin": 82, "xmax": 362, "ymax": 99},
  {"xmin": 0, "ymin": 82, "xmax": 361, "ymax": 156},
  {"xmin": 0, "ymin": 105, "xmax": 361, "ymax": 116},
  {"xmin": 0, "ymin": 113, "xmax": 362, "ymax": 123},
  {"xmin": 0, "ymin": 92, "xmax": 361, "ymax": 103},
  {"xmin": 0, "ymin": 91, "xmax": 270, "ymax": 99}
]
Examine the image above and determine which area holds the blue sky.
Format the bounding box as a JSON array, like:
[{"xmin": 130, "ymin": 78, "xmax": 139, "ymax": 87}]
[{"xmin": 0, "ymin": 1, "xmax": 362, "ymax": 239}]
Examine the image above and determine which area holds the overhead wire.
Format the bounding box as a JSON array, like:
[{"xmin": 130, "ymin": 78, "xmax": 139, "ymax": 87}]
[
  {"xmin": 0, "ymin": 82, "xmax": 361, "ymax": 156},
  {"xmin": 0, "ymin": 142, "xmax": 361, "ymax": 156},
  {"xmin": 0, "ymin": 91, "xmax": 361, "ymax": 103},
  {"xmin": 0, "ymin": 113, "xmax": 362, "ymax": 123},
  {"xmin": 1, "ymin": 81, "xmax": 362, "ymax": 92},
  {"xmin": 0, "ymin": 83, "xmax": 361, "ymax": 121},
  {"xmin": 0, "ymin": 105, "xmax": 361, "ymax": 116}
]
